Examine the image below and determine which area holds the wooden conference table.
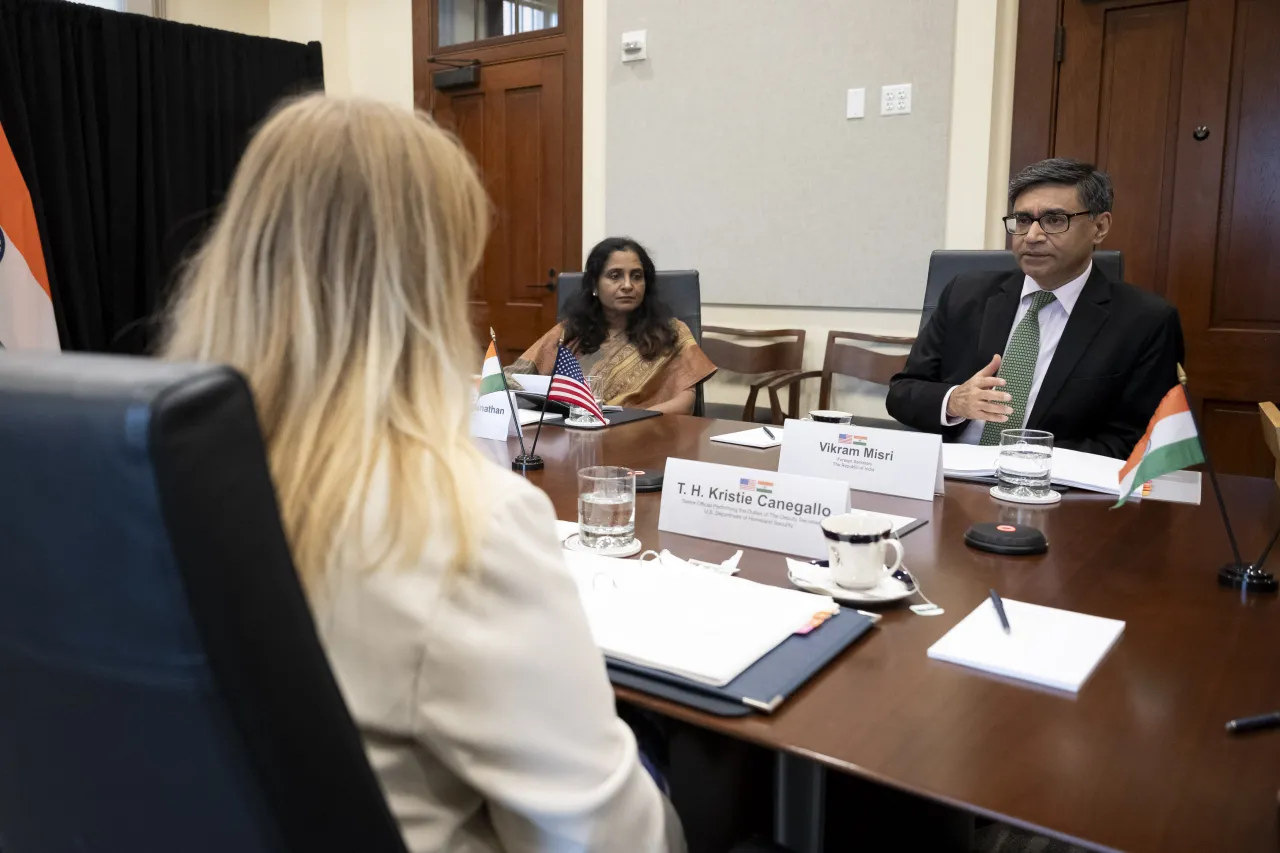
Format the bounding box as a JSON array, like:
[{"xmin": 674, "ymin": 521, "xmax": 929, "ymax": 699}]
[{"xmin": 489, "ymin": 415, "xmax": 1280, "ymax": 853}]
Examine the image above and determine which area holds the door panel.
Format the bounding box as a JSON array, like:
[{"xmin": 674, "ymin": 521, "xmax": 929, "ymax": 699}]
[
  {"xmin": 415, "ymin": 0, "xmax": 581, "ymax": 364},
  {"xmin": 1057, "ymin": 0, "xmax": 1187, "ymax": 297},
  {"xmin": 432, "ymin": 58, "xmax": 563, "ymax": 362},
  {"xmin": 1211, "ymin": 0, "xmax": 1280, "ymax": 328},
  {"xmin": 1047, "ymin": 0, "xmax": 1280, "ymax": 475}
]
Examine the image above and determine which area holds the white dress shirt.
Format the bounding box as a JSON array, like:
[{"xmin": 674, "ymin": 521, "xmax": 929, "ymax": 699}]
[
  {"xmin": 313, "ymin": 458, "xmax": 684, "ymax": 853},
  {"xmin": 942, "ymin": 262, "xmax": 1092, "ymax": 444}
]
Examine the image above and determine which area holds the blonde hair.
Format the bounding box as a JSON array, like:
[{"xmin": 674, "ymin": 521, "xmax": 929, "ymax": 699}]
[{"xmin": 162, "ymin": 94, "xmax": 490, "ymax": 589}]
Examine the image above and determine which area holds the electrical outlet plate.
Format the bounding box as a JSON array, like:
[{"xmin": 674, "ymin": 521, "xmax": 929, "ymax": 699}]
[
  {"xmin": 846, "ymin": 88, "xmax": 866, "ymax": 119},
  {"xmin": 621, "ymin": 29, "xmax": 647, "ymax": 63},
  {"xmin": 881, "ymin": 83, "xmax": 912, "ymax": 116}
]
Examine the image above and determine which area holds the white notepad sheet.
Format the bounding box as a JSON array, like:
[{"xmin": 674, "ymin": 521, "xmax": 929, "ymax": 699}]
[
  {"xmin": 562, "ymin": 550, "xmax": 836, "ymax": 687},
  {"xmin": 710, "ymin": 427, "xmax": 783, "ymax": 449},
  {"xmin": 927, "ymin": 598, "xmax": 1125, "ymax": 693}
]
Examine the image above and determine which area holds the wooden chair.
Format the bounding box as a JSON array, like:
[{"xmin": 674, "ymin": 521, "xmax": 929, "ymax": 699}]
[
  {"xmin": 764, "ymin": 330, "xmax": 915, "ymax": 426},
  {"xmin": 1261, "ymin": 401, "xmax": 1280, "ymax": 490},
  {"xmin": 700, "ymin": 327, "xmax": 806, "ymax": 424}
]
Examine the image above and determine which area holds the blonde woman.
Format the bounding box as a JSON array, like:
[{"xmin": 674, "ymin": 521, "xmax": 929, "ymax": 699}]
[{"xmin": 162, "ymin": 95, "xmax": 684, "ymax": 853}]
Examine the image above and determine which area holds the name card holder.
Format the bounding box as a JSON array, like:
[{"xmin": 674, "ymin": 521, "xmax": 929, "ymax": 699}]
[
  {"xmin": 659, "ymin": 458, "xmax": 849, "ymax": 559},
  {"xmin": 777, "ymin": 420, "xmax": 944, "ymax": 502}
]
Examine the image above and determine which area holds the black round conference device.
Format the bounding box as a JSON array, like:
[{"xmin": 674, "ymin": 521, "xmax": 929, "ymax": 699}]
[
  {"xmin": 964, "ymin": 522, "xmax": 1048, "ymax": 555},
  {"xmin": 631, "ymin": 468, "xmax": 664, "ymax": 492}
]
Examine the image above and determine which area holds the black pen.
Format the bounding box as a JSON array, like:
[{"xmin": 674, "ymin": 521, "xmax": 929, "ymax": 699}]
[
  {"xmin": 1225, "ymin": 711, "xmax": 1280, "ymax": 734},
  {"xmin": 762, "ymin": 426, "xmax": 776, "ymax": 439},
  {"xmin": 989, "ymin": 589, "xmax": 1011, "ymax": 633}
]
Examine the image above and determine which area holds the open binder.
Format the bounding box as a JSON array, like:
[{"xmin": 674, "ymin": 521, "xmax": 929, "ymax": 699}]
[{"xmin": 608, "ymin": 609, "xmax": 876, "ymax": 717}]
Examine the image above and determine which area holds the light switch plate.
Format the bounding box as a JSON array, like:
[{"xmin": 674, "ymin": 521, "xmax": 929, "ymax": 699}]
[
  {"xmin": 881, "ymin": 83, "xmax": 912, "ymax": 115},
  {"xmin": 621, "ymin": 29, "xmax": 647, "ymax": 63},
  {"xmin": 846, "ymin": 88, "xmax": 866, "ymax": 119}
]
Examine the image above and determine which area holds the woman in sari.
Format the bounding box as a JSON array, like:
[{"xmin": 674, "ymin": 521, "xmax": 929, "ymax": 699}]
[{"xmin": 509, "ymin": 237, "xmax": 716, "ymax": 414}]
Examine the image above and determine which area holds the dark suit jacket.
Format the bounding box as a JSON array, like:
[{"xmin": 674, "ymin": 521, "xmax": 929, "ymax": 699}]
[{"xmin": 887, "ymin": 266, "xmax": 1184, "ymax": 459}]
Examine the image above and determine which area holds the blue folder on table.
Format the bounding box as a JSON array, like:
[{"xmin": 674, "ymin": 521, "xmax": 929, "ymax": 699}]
[{"xmin": 608, "ymin": 609, "xmax": 876, "ymax": 717}]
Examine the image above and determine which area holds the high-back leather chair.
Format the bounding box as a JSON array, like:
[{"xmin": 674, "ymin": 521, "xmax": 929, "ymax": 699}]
[
  {"xmin": 558, "ymin": 270, "xmax": 706, "ymax": 415},
  {"xmin": 0, "ymin": 352, "xmax": 409, "ymax": 853},
  {"xmin": 920, "ymin": 249, "xmax": 1125, "ymax": 331}
]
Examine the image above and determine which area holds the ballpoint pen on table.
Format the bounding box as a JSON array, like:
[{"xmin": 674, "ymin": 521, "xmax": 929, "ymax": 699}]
[{"xmin": 989, "ymin": 589, "xmax": 1011, "ymax": 633}]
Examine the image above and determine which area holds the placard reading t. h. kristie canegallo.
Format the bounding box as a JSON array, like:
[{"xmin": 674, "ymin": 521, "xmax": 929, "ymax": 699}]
[{"xmin": 659, "ymin": 458, "xmax": 849, "ymax": 558}]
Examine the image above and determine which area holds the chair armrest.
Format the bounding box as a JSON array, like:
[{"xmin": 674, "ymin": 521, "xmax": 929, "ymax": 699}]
[
  {"xmin": 764, "ymin": 371, "xmax": 823, "ymax": 423},
  {"xmin": 764, "ymin": 370, "xmax": 821, "ymax": 391},
  {"xmin": 746, "ymin": 369, "xmax": 802, "ymax": 390}
]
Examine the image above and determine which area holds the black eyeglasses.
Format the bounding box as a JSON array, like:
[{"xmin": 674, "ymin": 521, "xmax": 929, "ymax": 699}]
[{"xmin": 1003, "ymin": 210, "xmax": 1092, "ymax": 235}]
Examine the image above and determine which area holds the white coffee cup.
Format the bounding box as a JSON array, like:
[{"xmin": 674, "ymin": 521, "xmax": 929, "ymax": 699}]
[
  {"xmin": 808, "ymin": 410, "xmax": 854, "ymax": 424},
  {"xmin": 820, "ymin": 512, "xmax": 904, "ymax": 590}
]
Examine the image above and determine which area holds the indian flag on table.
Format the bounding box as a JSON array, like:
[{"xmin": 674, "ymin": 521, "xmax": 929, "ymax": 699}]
[
  {"xmin": 478, "ymin": 342, "xmax": 506, "ymax": 396},
  {"xmin": 471, "ymin": 339, "xmax": 519, "ymax": 442},
  {"xmin": 1114, "ymin": 384, "xmax": 1204, "ymax": 507},
  {"xmin": 0, "ymin": 119, "xmax": 60, "ymax": 351}
]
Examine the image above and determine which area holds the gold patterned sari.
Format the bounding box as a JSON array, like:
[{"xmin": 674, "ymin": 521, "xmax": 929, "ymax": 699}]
[{"xmin": 507, "ymin": 320, "xmax": 716, "ymax": 409}]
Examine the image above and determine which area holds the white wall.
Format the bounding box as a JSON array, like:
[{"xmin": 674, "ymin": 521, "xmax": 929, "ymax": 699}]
[
  {"xmin": 584, "ymin": 0, "xmax": 1019, "ymax": 419},
  {"xmin": 167, "ymin": 0, "xmax": 413, "ymax": 108},
  {"xmin": 166, "ymin": 0, "xmax": 269, "ymax": 36}
]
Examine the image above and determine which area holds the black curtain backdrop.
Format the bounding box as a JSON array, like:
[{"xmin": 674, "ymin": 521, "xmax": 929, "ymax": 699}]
[{"xmin": 0, "ymin": 0, "xmax": 323, "ymax": 353}]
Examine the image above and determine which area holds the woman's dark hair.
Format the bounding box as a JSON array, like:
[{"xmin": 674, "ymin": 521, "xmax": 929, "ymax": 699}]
[{"xmin": 563, "ymin": 237, "xmax": 676, "ymax": 360}]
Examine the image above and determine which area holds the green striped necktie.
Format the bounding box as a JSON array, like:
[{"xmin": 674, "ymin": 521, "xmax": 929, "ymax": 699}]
[{"xmin": 980, "ymin": 290, "xmax": 1056, "ymax": 446}]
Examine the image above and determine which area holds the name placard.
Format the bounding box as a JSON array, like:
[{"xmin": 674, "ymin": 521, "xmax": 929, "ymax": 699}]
[
  {"xmin": 777, "ymin": 420, "xmax": 944, "ymax": 502},
  {"xmin": 470, "ymin": 384, "xmax": 521, "ymax": 443},
  {"xmin": 659, "ymin": 458, "xmax": 849, "ymax": 559}
]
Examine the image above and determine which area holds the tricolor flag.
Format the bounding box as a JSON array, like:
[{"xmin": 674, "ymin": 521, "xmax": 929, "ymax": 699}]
[
  {"xmin": 549, "ymin": 344, "xmax": 605, "ymax": 422},
  {"xmin": 1114, "ymin": 384, "xmax": 1204, "ymax": 507},
  {"xmin": 478, "ymin": 341, "xmax": 506, "ymax": 397},
  {"xmin": 0, "ymin": 120, "xmax": 59, "ymax": 351}
]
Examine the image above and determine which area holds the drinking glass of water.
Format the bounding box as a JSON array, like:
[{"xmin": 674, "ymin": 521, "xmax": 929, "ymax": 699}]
[
  {"xmin": 996, "ymin": 429, "xmax": 1054, "ymax": 499},
  {"xmin": 577, "ymin": 466, "xmax": 636, "ymax": 550},
  {"xmin": 567, "ymin": 375, "xmax": 603, "ymax": 425}
]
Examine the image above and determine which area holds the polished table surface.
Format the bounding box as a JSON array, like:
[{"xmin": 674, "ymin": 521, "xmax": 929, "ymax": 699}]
[{"xmin": 488, "ymin": 416, "xmax": 1280, "ymax": 853}]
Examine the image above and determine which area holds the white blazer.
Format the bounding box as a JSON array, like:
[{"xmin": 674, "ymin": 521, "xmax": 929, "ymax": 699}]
[{"xmin": 313, "ymin": 459, "xmax": 684, "ymax": 853}]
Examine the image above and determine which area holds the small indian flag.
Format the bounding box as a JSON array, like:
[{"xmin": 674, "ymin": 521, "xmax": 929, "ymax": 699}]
[
  {"xmin": 477, "ymin": 341, "xmax": 506, "ymax": 397},
  {"xmin": 1114, "ymin": 384, "xmax": 1204, "ymax": 507}
]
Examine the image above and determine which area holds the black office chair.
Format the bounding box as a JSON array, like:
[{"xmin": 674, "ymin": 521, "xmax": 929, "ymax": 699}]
[
  {"xmin": 920, "ymin": 250, "xmax": 1124, "ymax": 331},
  {"xmin": 0, "ymin": 352, "xmax": 409, "ymax": 853},
  {"xmin": 558, "ymin": 270, "xmax": 706, "ymax": 416}
]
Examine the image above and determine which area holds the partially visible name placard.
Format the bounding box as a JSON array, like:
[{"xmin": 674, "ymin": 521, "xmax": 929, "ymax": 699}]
[
  {"xmin": 777, "ymin": 420, "xmax": 944, "ymax": 502},
  {"xmin": 659, "ymin": 458, "xmax": 849, "ymax": 559}
]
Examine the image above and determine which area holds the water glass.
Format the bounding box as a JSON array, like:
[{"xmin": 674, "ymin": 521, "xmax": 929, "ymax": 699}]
[
  {"xmin": 577, "ymin": 466, "xmax": 636, "ymax": 550},
  {"xmin": 996, "ymin": 429, "xmax": 1054, "ymax": 498},
  {"xmin": 567, "ymin": 375, "xmax": 603, "ymax": 424}
]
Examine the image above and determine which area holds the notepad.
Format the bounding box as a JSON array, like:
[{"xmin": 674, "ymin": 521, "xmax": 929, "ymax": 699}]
[
  {"xmin": 710, "ymin": 427, "xmax": 783, "ymax": 449},
  {"xmin": 927, "ymin": 598, "xmax": 1125, "ymax": 693},
  {"xmin": 563, "ymin": 550, "xmax": 837, "ymax": 687}
]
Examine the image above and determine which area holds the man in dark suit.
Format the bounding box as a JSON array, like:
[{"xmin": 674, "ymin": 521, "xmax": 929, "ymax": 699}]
[{"xmin": 887, "ymin": 158, "xmax": 1183, "ymax": 459}]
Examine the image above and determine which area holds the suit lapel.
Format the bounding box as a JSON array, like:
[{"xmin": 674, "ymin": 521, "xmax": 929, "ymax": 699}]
[
  {"xmin": 976, "ymin": 272, "xmax": 1023, "ymax": 368},
  {"xmin": 1028, "ymin": 266, "xmax": 1112, "ymax": 427}
]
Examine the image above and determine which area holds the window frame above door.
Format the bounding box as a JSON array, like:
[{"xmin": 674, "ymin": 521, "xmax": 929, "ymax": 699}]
[{"xmin": 427, "ymin": 0, "xmax": 566, "ymax": 56}]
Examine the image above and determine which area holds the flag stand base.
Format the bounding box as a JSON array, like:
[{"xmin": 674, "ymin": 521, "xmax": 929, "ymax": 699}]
[
  {"xmin": 511, "ymin": 454, "xmax": 544, "ymax": 473},
  {"xmin": 1218, "ymin": 564, "xmax": 1278, "ymax": 594}
]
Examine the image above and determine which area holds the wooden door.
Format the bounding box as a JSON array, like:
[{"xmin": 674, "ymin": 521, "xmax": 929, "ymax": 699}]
[
  {"xmin": 1013, "ymin": 0, "xmax": 1280, "ymax": 475},
  {"xmin": 413, "ymin": 0, "xmax": 582, "ymax": 363}
]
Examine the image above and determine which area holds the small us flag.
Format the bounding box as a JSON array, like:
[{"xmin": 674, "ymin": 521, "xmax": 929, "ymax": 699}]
[
  {"xmin": 739, "ymin": 478, "xmax": 756, "ymax": 490},
  {"xmin": 549, "ymin": 344, "xmax": 606, "ymax": 422}
]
